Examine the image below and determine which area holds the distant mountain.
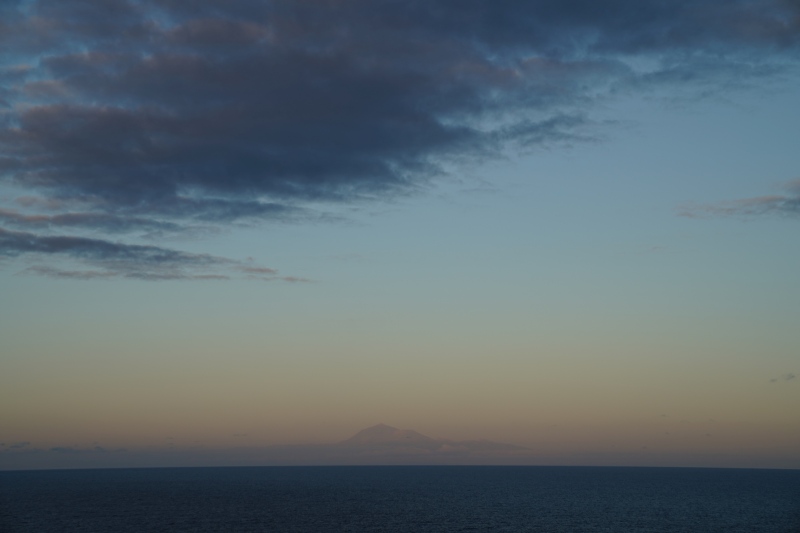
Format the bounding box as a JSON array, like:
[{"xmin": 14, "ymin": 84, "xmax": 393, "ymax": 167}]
[
  {"xmin": 339, "ymin": 423, "xmax": 439, "ymax": 448},
  {"xmin": 336, "ymin": 424, "xmax": 527, "ymax": 457},
  {"xmin": 0, "ymin": 424, "xmax": 532, "ymax": 469}
]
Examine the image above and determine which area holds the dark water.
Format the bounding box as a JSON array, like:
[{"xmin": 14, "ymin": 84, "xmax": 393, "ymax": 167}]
[{"xmin": 1, "ymin": 466, "xmax": 799, "ymax": 532}]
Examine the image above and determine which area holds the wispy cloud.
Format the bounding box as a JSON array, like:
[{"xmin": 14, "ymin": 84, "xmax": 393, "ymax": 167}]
[
  {"xmin": 769, "ymin": 373, "xmax": 797, "ymax": 383},
  {"xmin": 0, "ymin": 208, "xmax": 186, "ymax": 235},
  {"xmin": 0, "ymin": 227, "xmax": 302, "ymax": 281},
  {"xmin": 680, "ymin": 180, "xmax": 800, "ymax": 219},
  {"xmin": 49, "ymin": 446, "xmax": 121, "ymax": 454},
  {"xmin": 2, "ymin": 0, "xmax": 799, "ymax": 278}
]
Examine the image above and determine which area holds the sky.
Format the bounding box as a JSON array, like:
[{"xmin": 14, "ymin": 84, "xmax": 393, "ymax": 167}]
[{"xmin": 1, "ymin": 0, "xmax": 799, "ymax": 470}]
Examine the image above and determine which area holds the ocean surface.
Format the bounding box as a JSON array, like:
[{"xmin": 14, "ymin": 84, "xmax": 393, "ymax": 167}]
[{"xmin": 1, "ymin": 466, "xmax": 799, "ymax": 532}]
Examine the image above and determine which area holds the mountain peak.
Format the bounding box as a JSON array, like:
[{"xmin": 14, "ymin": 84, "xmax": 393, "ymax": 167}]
[
  {"xmin": 340, "ymin": 424, "xmax": 437, "ymax": 446},
  {"xmin": 336, "ymin": 424, "xmax": 528, "ymax": 458}
]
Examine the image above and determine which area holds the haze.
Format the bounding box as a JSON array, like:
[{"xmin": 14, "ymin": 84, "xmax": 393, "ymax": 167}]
[{"xmin": 1, "ymin": 0, "xmax": 799, "ymax": 470}]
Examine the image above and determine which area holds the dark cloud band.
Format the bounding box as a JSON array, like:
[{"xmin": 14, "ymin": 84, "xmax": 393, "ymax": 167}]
[{"xmin": 1, "ymin": 0, "xmax": 799, "ymax": 278}]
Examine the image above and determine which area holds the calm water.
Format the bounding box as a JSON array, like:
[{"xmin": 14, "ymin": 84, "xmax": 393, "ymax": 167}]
[{"xmin": 1, "ymin": 466, "xmax": 799, "ymax": 532}]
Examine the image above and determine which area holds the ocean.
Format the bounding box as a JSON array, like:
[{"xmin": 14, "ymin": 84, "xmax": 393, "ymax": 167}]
[{"xmin": 1, "ymin": 466, "xmax": 799, "ymax": 532}]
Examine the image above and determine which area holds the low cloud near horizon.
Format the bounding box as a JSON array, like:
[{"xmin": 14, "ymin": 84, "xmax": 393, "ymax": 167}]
[{"xmin": 2, "ymin": 0, "xmax": 799, "ymax": 278}]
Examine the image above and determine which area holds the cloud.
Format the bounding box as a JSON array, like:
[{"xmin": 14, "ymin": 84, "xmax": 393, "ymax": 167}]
[
  {"xmin": 0, "ymin": 208, "xmax": 186, "ymax": 235},
  {"xmin": 2, "ymin": 0, "xmax": 799, "ymax": 278},
  {"xmin": 769, "ymin": 372, "xmax": 797, "ymax": 383},
  {"xmin": 0, "ymin": 227, "xmax": 300, "ymax": 281},
  {"xmin": 680, "ymin": 180, "xmax": 800, "ymax": 219},
  {"xmin": 48, "ymin": 446, "xmax": 120, "ymax": 454}
]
